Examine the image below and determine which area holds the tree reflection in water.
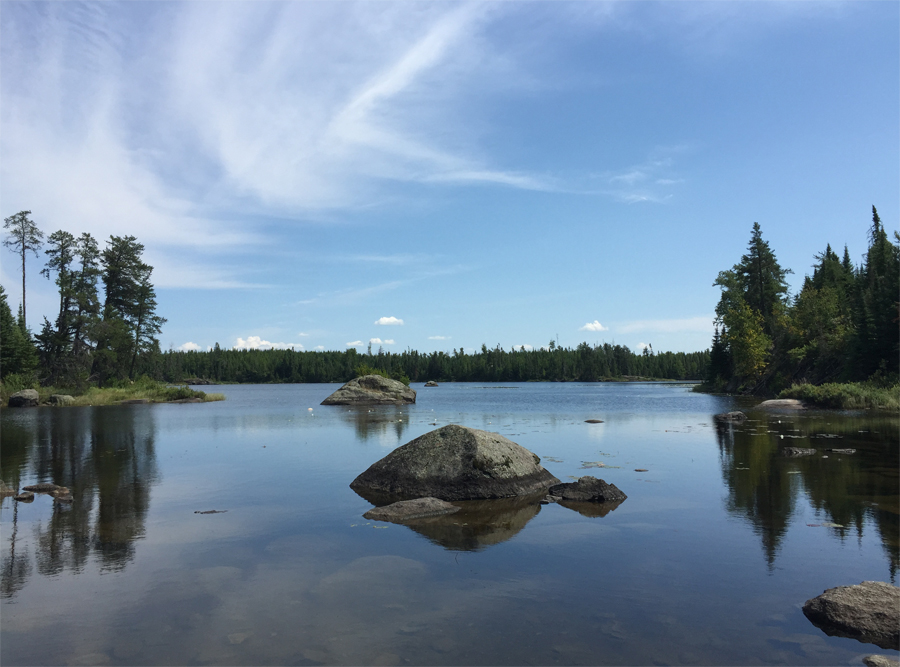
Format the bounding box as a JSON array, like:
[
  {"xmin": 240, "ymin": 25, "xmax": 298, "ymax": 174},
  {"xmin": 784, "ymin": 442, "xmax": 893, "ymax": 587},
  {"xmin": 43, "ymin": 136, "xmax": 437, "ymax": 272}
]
[
  {"xmin": 716, "ymin": 410, "xmax": 899, "ymax": 578},
  {"xmin": 0, "ymin": 406, "xmax": 159, "ymax": 597}
]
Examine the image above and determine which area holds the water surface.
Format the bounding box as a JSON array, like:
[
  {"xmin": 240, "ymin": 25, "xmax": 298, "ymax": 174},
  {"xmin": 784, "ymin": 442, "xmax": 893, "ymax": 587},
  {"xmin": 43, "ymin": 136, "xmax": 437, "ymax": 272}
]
[{"xmin": 2, "ymin": 383, "xmax": 897, "ymax": 665}]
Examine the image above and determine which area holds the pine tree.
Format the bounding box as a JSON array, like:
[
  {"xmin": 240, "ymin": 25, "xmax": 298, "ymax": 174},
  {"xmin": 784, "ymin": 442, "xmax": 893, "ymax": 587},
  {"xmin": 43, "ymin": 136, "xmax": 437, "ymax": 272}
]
[{"xmin": 2, "ymin": 210, "xmax": 44, "ymax": 326}]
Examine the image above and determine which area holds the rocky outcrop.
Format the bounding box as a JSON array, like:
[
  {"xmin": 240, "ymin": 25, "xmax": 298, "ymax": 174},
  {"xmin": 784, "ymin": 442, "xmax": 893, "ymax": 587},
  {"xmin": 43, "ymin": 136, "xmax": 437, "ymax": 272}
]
[
  {"xmin": 782, "ymin": 447, "xmax": 817, "ymax": 457},
  {"xmin": 8, "ymin": 389, "xmax": 39, "ymax": 407},
  {"xmin": 863, "ymin": 655, "xmax": 900, "ymax": 667},
  {"xmin": 350, "ymin": 425, "xmax": 560, "ymax": 501},
  {"xmin": 49, "ymin": 394, "xmax": 75, "ymax": 406},
  {"xmin": 321, "ymin": 375, "xmax": 416, "ymax": 406},
  {"xmin": 424, "ymin": 380, "xmax": 438, "ymax": 387},
  {"xmin": 714, "ymin": 411, "xmax": 747, "ymax": 423},
  {"xmin": 547, "ymin": 476, "xmax": 627, "ymax": 503},
  {"xmin": 363, "ymin": 497, "xmax": 459, "ymax": 522},
  {"xmin": 802, "ymin": 581, "xmax": 900, "ymax": 649},
  {"xmin": 757, "ymin": 398, "xmax": 806, "ymax": 410}
]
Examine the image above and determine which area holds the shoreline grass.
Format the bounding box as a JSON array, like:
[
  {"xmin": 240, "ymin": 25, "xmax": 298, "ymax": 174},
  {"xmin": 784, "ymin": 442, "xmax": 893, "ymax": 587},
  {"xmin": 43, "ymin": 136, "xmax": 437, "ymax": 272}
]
[
  {"xmin": 778, "ymin": 382, "xmax": 899, "ymax": 411},
  {"xmin": 1, "ymin": 378, "xmax": 225, "ymax": 407}
]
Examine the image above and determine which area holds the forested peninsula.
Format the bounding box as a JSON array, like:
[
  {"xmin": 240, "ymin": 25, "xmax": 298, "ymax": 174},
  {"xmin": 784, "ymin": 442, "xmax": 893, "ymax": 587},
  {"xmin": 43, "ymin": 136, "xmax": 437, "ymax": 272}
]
[{"xmin": 703, "ymin": 207, "xmax": 898, "ymax": 409}]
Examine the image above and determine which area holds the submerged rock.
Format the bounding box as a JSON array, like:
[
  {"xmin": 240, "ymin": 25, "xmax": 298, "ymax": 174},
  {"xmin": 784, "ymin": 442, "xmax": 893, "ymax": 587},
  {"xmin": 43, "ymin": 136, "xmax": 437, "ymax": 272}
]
[
  {"xmin": 363, "ymin": 497, "xmax": 459, "ymax": 522},
  {"xmin": 350, "ymin": 424, "xmax": 559, "ymax": 501},
  {"xmin": 756, "ymin": 398, "xmax": 806, "ymax": 410},
  {"xmin": 548, "ymin": 476, "xmax": 627, "ymax": 503},
  {"xmin": 23, "ymin": 483, "xmax": 63, "ymax": 493},
  {"xmin": 14, "ymin": 491, "xmax": 34, "ymax": 502},
  {"xmin": 802, "ymin": 581, "xmax": 900, "ymax": 650},
  {"xmin": 584, "ymin": 419, "xmax": 604, "ymax": 424},
  {"xmin": 49, "ymin": 394, "xmax": 75, "ymax": 406},
  {"xmin": 782, "ymin": 447, "xmax": 817, "ymax": 457},
  {"xmin": 714, "ymin": 411, "xmax": 747, "ymax": 423},
  {"xmin": 321, "ymin": 375, "xmax": 416, "ymax": 406},
  {"xmin": 8, "ymin": 389, "xmax": 39, "ymax": 408}
]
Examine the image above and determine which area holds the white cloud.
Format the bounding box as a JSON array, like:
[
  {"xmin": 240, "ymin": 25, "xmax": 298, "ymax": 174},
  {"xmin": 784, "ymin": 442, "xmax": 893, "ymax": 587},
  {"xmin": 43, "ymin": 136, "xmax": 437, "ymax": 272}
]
[
  {"xmin": 234, "ymin": 336, "xmax": 304, "ymax": 350},
  {"xmin": 516, "ymin": 344, "xmax": 533, "ymax": 351},
  {"xmin": 375, "ymin": 316, "xmax": 404, "ymax": 326},
  {"xmin": 579, "ymin": 320, "xmax": 609, "ymax": 332},
  {"xmin": 315, "ymin": 345, "xmax": 325, "ymax": 350},
  {"xmin": 428, "ymin": 335, "xmax": 450, "ymax": 340},
  {"xmin": 618, "ymin": 316, "xmax": 713, "ymax": 334},
  {"xmin": 346, "ymin": 340, "xmax": 363, "ymax": 347},
  {"xmin": 178, "ymin": 341, "xmax": 203, "ymax": 352},
  {"xmin": 636, "ymin": 342, "xmax": 651, "ymax": 351},
  {"xmin": 297, "ymin": 332, "xmax": 310, "ymax": 337},
  {"xmin": 369, "ymin": 338, "xmax": 395, "ymax": 345}
]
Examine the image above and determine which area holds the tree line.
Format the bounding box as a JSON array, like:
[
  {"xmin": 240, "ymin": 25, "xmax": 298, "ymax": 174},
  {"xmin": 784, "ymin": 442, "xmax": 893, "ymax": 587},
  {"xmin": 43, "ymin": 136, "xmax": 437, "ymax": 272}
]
[
  {"xmin": 707, "ymin": 206, "xmax": 899, "ymax": 393},
  {"xmin": 153, "ymin": 342, "xmax": 709, "ymax": 384},
  {"xmin": 1, "ymin": 211, "xmax": 165, "ymax": 388}
]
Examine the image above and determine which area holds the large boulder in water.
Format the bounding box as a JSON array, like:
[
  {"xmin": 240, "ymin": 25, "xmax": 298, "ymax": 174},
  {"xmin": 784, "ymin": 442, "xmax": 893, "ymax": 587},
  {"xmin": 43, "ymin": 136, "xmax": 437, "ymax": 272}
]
[
  {"xmin": 321, "ymin": 375, "xmax": 415, "ymax": 405},
  {"xmin": 350, "ymin": 424, "xmax": 560, "ymax": 501},
  {"xmin": 802, "ymin": 581, "xmax": 900, "ymax": 649},
  {"xmin": 8, "ymin": 389, "xmax": 39, "ymax": 407}
]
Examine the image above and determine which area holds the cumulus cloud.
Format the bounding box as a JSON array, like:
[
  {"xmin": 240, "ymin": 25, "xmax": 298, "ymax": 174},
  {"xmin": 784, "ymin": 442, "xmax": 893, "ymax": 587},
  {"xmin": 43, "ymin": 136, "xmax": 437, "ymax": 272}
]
[
  {"xmin": 315, "ymin": 345, "xmax": 325, "ymax": 350},
  {"xmin": 369, "ymin": 338, "xmax": 395, "ymax": 345},
  {"xmin": 178, "ymin": 341, "xmax": 203, "ymax": 352},
  {"xmin": 346, "ymin": 340, "xmax": 363, "ymax": 347},
  {"xmin": 516, "ymin": 344, "xmax": 533, "ymax": 351},
  {"xmin": 428, "ymin": 335, "xmax": 450, "ymax": 340},
  {"xmin": 636, "ymin": 342, "xmax": 651, "ymax": 351},
  {"xmin": 579, "ymin": 320, "xmax": 609, "ymax": 332},
  {"xmin": 234, "ymin": 336, "xmax": 304, "ymax": 350},
  {"xmin": 375, "ymin": 316, "xmax": 404, "ymax": 326}
]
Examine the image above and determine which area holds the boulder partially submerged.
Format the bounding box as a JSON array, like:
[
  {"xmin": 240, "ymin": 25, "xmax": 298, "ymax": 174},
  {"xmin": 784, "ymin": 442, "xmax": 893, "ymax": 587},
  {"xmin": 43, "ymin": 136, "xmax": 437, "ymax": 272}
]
[
  {"xmin": 756, "ymin": 398, "xmax": 806, "ymax": 410},
  {"xmin": 363, "ymin": 497, "xmax": 459, "ymax": 522},
  {"xmin": 714, "ymin": 411, "xmax": 747, "ymax": 423},
  {"xmin": 8, "ymin": 389, "xmax": 38, "ymax": 408},
  {"xmin": 547, "ymin": 476, "xmax": 627, "ymax": 503},
  {"xmin": 802, "ymin": 581, "xmax": 900, "ymax": 650},
  {"xmin": 350, "ymin": 424, "xmax": 560, "ymax": 501},
  {"xmin": 322, "ymin": 375, "xmax": 416, "ymax": 406},
  {"xmin": 424, "ymin": 380, "xmax": 439, "ymax": 387}
]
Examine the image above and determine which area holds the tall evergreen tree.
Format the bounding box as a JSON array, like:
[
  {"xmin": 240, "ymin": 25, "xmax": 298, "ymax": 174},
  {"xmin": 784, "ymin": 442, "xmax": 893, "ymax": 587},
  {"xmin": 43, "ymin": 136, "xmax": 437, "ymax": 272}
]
[
  {"xmin": 0, "ymin": 285, "xmax": 38, "ymax": 379},
  {"xmin": 2, "ymin": 210, "xmax": 44, "ymax": 325}
]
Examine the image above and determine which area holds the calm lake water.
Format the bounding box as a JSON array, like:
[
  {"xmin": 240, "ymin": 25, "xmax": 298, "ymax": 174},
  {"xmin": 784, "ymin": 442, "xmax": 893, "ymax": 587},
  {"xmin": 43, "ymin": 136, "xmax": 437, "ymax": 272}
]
[{"xmin": 1, "ymin": 382, "xmax": 897, "ymax": 666}]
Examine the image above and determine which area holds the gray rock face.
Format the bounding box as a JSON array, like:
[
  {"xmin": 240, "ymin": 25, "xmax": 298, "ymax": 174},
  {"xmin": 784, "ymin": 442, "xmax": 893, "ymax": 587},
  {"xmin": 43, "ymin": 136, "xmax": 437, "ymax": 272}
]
[
  {"xmin": 864, "ymin": 655, "xmax": 900, "ymax": 667},
  {"xmin": 350, "ymin": 425, "xmax": 560, "ymax": 501},
  {"xmin": 757, "ymin": 398, "xmax": 806, "ymax": 410},
  {"xmin": 363, "ymin": 497, "xmax": 459, "ymax": 522},
  {"xmin": 783, "ymin": 447, "xmax": 817, "ymax": 457},
  {"xmin": 548, "ymin": 476, "xmax": 627, "ymax": 503},
  {"xmin": 714, "ymin": 411, "xmax": 747, "ymax": 423},
  {"xmin": 321, "ymin": 375, "xmax": 416, "ymax": 405},
  {"xmin": 49, "ymin": 394, "xmax": 75, "ymax": 406},
  {"xmin": 8, "ymin": 389, "xmax": 39, "ymax": 407},
  {"xmin": 424, "ymin": 380, "xmax": 438, "ymax": 387},
  {"xmin": 802, "ymin": 581, "xmax": 900, "ymax": 649}
]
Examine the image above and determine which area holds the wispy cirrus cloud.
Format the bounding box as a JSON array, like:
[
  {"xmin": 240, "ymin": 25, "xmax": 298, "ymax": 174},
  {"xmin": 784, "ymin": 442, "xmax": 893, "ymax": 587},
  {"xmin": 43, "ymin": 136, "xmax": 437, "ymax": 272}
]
[{"xmin": 428, "ymin": 335, "xmax": 451, "ymax": 340}]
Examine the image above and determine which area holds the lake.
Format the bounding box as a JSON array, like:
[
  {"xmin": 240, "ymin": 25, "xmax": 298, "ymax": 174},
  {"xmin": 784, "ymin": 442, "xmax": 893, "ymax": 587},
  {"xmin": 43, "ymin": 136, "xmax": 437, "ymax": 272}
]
[{"xmin": 1, "ymin": 382, "xmax": 897, "ymax": 666}]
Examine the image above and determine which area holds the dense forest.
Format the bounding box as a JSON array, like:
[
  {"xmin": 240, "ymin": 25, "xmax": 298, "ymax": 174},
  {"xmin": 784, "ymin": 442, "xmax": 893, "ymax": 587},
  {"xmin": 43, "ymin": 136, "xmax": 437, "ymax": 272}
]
[
  {"xmin": 153, "ymin": 342, "xmax": 709, "ymax": 384},
  {"xmin": 706, "ymin": 206, "xmax": 899, "ymax": 394}
]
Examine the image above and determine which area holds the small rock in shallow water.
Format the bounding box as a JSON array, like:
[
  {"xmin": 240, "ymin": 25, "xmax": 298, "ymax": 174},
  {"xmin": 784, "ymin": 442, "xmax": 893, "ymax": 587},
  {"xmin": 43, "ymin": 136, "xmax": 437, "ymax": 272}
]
[
  {"xmin": 584, "ymin": 419, "xmax": 604, "ymax": 424},
  {"xmin": 803, "ymin": 580, "xmax": 900, "ymax": 649},
  {"xmin": 14, "ymin": 491, "xmax": 34, "ymax": 502},
  {"xmin": 23, "ymin": 483, "xmax": 62, "ymax": 493},
  {"xmin": 363, "ymin": 497, "xmax": 459, "ymax": 522},
  {"xmin": 825, "ymin": 448, "xmax": 856, "ymax": 454},
  {"xmin": 634, "ymin": 468, "xmax": 648, "ymax": 472}
]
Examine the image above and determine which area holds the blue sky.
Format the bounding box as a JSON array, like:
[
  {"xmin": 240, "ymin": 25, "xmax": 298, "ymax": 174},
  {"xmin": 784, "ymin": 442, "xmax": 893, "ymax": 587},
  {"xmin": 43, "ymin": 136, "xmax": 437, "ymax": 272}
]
[{"xmin": 2, "ymin": 1, "xmax": 897, "ymax": 355}]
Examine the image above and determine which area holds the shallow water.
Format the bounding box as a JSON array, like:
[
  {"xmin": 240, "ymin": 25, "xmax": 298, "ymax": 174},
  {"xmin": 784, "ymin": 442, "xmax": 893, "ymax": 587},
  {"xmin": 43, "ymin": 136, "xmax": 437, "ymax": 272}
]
[{"xmin": 1, "ymin": 382, "xmax": 897, "ymax": 665}]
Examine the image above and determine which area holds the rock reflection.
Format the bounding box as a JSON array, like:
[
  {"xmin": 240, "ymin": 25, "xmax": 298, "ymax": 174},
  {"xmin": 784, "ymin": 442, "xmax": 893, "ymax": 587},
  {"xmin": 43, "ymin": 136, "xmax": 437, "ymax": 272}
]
[
  {"xmin": 358, "ymin": 493, "xmax": 545, "ymax": 551},
  {"xmin": 557, "ymin": 499, "xmax": 624, "ymax": 518},
  {"xmin": 339, "ymin": 407, "xmax": 410, "ymax": 442},
  {"xmin": 715, "ymin": 411, "xmax": 899, "ymax": 576},
  {"xmin": 0, "ymin": 406, "xmax": 159, "ymax": 597}
]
